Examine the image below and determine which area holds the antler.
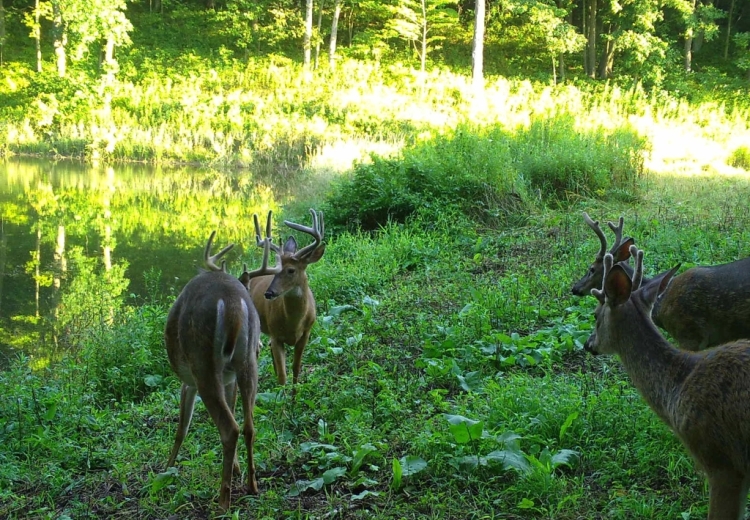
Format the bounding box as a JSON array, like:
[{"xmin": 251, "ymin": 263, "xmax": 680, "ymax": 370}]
[
  {"xmin": 245, "ymin": 211, "xmax": 282, "ymax": 278},
  {"xmin": 204, "ymin": 231, "xmax": 235, "ymax": 272},
  {"xmin": 591, "ymin": 254, "xmax": 614, "ymax": 301},
  {"xmin": 583, "ymin": 212, "xmax": 607, "ymax": 259},
  {"xmin": 285, "ymin": 208, "xmax": 325, "ymax": 261},
  {"xmin": 607, "ymin": 217, "xmax": 627, "ymax": 256},
  {"xmin": 629, "ymin": 244, "xmax": 645, "ymax": 290}
]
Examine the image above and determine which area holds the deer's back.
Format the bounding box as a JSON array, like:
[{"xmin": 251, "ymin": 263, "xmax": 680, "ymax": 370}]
[
  {"xmin": 166, "ymin": 271, "xmax": 259, "ymax": 385},
  {"xmin": 655, "ymin": 257, "xmax": 750, "ymax": 350},
  {"xmin": 673, "ymin": 340, "xmax": 750, "ymax": 473}
]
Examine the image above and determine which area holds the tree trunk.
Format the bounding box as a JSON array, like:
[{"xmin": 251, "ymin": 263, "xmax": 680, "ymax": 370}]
[
  {"xmin": 471, "ymin": 0, "xmax": 485, "ymax": 90},
  {"xmin": 329, "ymin": 0, "xmax": 341, "ymax": 68},
  {"xmin": 0, "ymin": 221, "xmax": 6, "ymax": 316},
  {"xmin": 684, "ymin": 0, "xmax": 697, "ymax": 72},
  {"xmin": 303, "ymin": 0, "xmax": 313, "ymax": 67},
  {"xmin": 52, "ymin": 1, "xmax": 67, "ymax": 77},
  {"xmin": 723, "ymin": 0, "xmax": 735, "ymax": 59},
  {"xmin": 104, "ymin": 37, "xmax": 116, "ymax": 83},
  {"xmin": 586, "ymin": 0, "xmax": 597, "ymax": 78},
  {"xmin": 598, "ymin": 26, "xmax": 615, "ymax": 79},
  {"xmin": 53, "ymin": 225, "xmax": 66, "ymax": 290},
  {"xmin": 35, "ymin": 0, "xmax": 42, "ymax": 72},
  {"xmin": 420, "ymin": 0, "xmax": 427, "ymax": 75},
  {"xmin": 0, "ymin": 0, "xmax": 5, "ymax": 66},
  {"xmin": 314, "ymin": 0, "xmax": 325, "ymax": 69}
]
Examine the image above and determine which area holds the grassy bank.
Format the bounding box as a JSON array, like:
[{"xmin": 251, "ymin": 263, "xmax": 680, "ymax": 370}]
[{"xmin": 2, "ymin": 166, "xmax": 750, "ymax": 518}]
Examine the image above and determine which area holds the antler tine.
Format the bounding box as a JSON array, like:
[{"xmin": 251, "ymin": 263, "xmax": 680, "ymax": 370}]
[
  {"xmin": 254, "ymin": 211, "xmax": 282, "ymax": 254},
  {"xmin": 607, "ymin": 216, "xmax": 626, "ymax": 255},
  {"xmin": 591, "ymin": 253, "xmax": 614, "ymax": 300},
  {"xmin": 204, "ymin": 230, "xmax": 235, "ymax": 272},
  {"xmin": 242, "ymin": 234, "xmax": 282, "ymax": 279},
  {"xmin": 629, "ymin": 244, "xmax": 645, "ymax": 290},
  {"xmin": 286, "ymin": 208, "xmax": 324, "ymax": 260},
  {"xmin": 583, "ymin": 212, "xmax": 607, "ymax": 259}
]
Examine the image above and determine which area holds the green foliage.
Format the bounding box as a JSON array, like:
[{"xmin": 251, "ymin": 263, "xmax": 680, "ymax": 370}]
[
  {"xmin": 324, "ymin": 117, "xmax": 648, "ymax": 231},
  {"xmin": 728, "ymin": 145, "xmax": 750, "ymax": 170}
]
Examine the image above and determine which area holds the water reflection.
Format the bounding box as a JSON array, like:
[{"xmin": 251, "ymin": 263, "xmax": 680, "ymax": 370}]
[{"xmin": 0, "ymin": 158, "xmax": 287, "ymax": 366}]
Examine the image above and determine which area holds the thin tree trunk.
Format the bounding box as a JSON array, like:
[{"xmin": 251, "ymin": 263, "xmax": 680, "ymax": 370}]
[
  {"xmin": 586, "ymin": 0, "xmax": 597, "ymax": 78},
  {"xmin": 684, "ymin": 0, "xmax": 697, "ymax": 72},
  {"xmin": 723, "ymin": 0, "xmax": 735, "ymax": 59},
  {"xmin": 104, "ymin": 37, "xmax": 116, "ymax": 83},
  {"xmin": 420, "ymin": 0, "xmax": 427, "ymax": 75},
  {"xmin": 303, "ymin": 0, "xmax": 313, "ymax": 67},
  {"xmin": 35, "ymin": 226, "xmax": 41, "ymax": 318},
  {"xmin": 35, "ymin": 0, "xmax": 42, "ymax": 72},
  {"xmin": 314, "ymin": 0, "xmax": 325, "ymax": 69},
  {"xmin": 471, "ymin": 0, "xmax": 485, "ymax": 90},
  {"xmin": 0, "ymin": 221, "xmax": 6, "ymax": 316},
  {"xmin": 53, "ymin": 225, "xmax": 66, "ymax": 290},
  {"xmin": 0, "ymin": 0, "xmax": 5, "ymax": 66},
  {"xmin": 52, "ymin": 1, "xmax": 67, "ymax": 77},
  {"xmin": 329, "ymin": 0, "xmax": 341, "ymax": 68},
  {"xmin": 598, "ymin": 26, "xmax": 615, "ymax": 79}
]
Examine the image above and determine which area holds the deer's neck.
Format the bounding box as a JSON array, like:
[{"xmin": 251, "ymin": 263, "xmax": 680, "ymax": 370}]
[
  {"xmin": 280, "ymin": 284, "xmax": 311, "ymax": 317},
  {"xmin": 615, "ymin": 308, "xmax": 696, "ymax": 428}
]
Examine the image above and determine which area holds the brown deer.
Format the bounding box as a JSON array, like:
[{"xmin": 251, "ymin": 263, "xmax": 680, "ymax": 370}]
[
  {"xmin": 164, "ymin": 223, "xmax": 281, "ymax": 511},
  {"xmin": 245, "ymin": 209, "xmax": 325, "ymax": 397},
  {"xmin": 572, "ymin": 212, "xmax": 750, "ymax": 350},
  {"xmin": 585, "ymin": 245, "xmax": 750, "ymax": 520}
]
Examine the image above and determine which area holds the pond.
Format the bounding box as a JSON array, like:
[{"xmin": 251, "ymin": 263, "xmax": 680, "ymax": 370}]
[{"xmin": 0, "ymin": 158, "xmax": 306, "ymax": 367}]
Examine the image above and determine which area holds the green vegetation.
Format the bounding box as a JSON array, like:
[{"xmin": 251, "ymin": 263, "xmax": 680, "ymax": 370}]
[
  {"xmin": 2, "ymin": 0, "xmax": 750, "ymax": 518},
  {"xmin": 2, "ymin": 164, "xmax": 750, "ymax": 518}
]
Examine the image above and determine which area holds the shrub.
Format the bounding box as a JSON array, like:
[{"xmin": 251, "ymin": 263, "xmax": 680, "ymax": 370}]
[{"xmin": 728, "ymin": 145, "xmax": 750, "ymax": 170}]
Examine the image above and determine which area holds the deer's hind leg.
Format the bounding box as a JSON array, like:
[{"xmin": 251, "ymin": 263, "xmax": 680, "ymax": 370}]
[{"xmin": 707, "ymin": 468, "xmax": 747, "ymax": 520}]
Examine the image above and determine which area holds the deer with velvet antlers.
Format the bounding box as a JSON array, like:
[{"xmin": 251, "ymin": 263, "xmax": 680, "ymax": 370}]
[
  {"xmin": 586, "ymin": 245, "xmax": 750, "ymax": 520},
  {"xmin": 572, "ymin": 212, "xmax": 750, "ymax": 351},
  {"xmin": 243, "ymin": 208, "xmax": 325, "ymax": 398},
  {"xmin": 164, "ymin": 216, "xmax": 281, "ymax": 512}
]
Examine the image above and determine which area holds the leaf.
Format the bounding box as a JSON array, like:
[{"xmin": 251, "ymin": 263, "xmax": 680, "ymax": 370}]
[
  {"xmin": 391, "ymin": 458, "xmax": 402, "ymax": 490},
  {"xmin": 328, "ymin": 304, "xmax": 358, "ymax": 316},
  {"xmin": 456, "ymin": 371, "xmax": 484, "ymax": 393},
  {"xmin": 444, "ymin": 414, "xmax": 484, "ymax": 444},
  {"xmin": 351, "ymin": 489, "xmax": 381, "ymax": 501},
  {"xmin": 550, "ymin": 449, "xmax": 579, "ymax": 469},
  {"xmin": 322, "ymin": 467, "xmax": 346, "ymax": 484},
  {"xmin": 399, "ymin": 455, "xmax": 427, "ymax": 477},
  {"xmin": 351, "ymin": 443, "xmax": 378, "ymax": 475},
  {"xmin": 559, "ymin": 411, "xmax": 579, "ymax": 442},
  {"xmin": 484, "ymin": 449, "xmax": 531, "ymax": 475},
  {"xmin": 150, "ymin": 467, "xmax": 178, "ymax": 494},
  {"xmin": 450, "ymin": 454, "xmax": 482, "ymax": 471},
  {"xmin": 144, "ymin": 375, "xmax": 162, "ymax": 387},
  {"xmin": 362, "ymin": 296, "xmax": 380, "ymax": 307},
  {"xmin": 518, "ymin": 498, "xmax": 535, "ymax": 509}
]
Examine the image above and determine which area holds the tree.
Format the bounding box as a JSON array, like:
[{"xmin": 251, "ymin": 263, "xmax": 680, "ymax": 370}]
[
  {"xmin": 472, "ymin": 0, "xmax": 485, "ymax": 89},
  {"xmin": 314, "ymin": 0, "xmax": 325, "ymax": 68},
  {"xmin": 585, "ymin": 0, "xmax": 597, "ymax": 77},
  {"xmin": 329, "ymin": 0, "xmax": 342, "ymax": 67},
  {"xmin": 388, "ymin": 0, "xmax": 458, "ymax": 75},
  {"xmin": 0, "ymin": 0, "xmax": 5, "ymax": 65},
  {"xmin": 734, "ymin": 32, "xmax": 750, "ymax": 80},
  {"xmin": 303, "ymin": 0, "xmax": 313, "ymax": 67},
  {"xmin": 678, "ymin": 0, "xmax": 724, "ymax": 72}
]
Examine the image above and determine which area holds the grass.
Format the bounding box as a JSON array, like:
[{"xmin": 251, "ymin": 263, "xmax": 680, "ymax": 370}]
[{"xmin": 2, "ymin": 166, "xmax": 750, "ymax": 519}]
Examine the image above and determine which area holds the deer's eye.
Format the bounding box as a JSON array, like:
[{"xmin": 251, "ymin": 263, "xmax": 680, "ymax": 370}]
[
  {"xmin": 287, "ymin": 268, "xmax": 296, "ymax": 275},
  {"xmin": 589, "ymin": 266, "xmax": 596, "ymax": 274}
]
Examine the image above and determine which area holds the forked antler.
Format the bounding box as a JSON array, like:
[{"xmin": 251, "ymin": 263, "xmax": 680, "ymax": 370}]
[
  {"xmin": 583, "ymin": 212, "xmax": 608, "ymax": 260},
  {"xmin": 204, "ymin": 231, "xmax": 235, "ymax": 272},
  {"xmin": 591, "ymin": 254, "xmax": 614, "ymax": 301},
  {"xmin": 629, "ymin": 244, "xmax": 644, "ymax": 290},
  {"xmin": 244, "ymin": 211, "xmax": 282, "ymax": 279},
  {"xmin": 285, "ymin": 208, "xmax": 325, "ymax": 260},
  {"xmin": 607, "ymin": 217, "xmax": 626, "ymax": 256}
]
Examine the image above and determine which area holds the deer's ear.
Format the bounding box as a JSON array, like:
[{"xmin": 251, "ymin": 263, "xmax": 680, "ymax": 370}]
[
  {"xmin": 613, "ymin": 238, "xmax": 635, "ymax": 263},
  {"xmin": 283, "ymin": 236, "xmax": 298, "ymax": 254},
  {"xmin": 604, "ymin": 265, "xmax": 632, "ymax": 307},
  {"xmin": 305, "ymin": 243, "xmax": 325, "ymax": 264},
  {"xmin": 641, "ymin": 264, "xmax": 680, "ymax": 307}
]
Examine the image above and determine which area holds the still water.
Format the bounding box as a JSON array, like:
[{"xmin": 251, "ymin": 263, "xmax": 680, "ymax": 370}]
[{"xmin": 0, "ymin": 158, "xmax": 296, "ymax": 365}]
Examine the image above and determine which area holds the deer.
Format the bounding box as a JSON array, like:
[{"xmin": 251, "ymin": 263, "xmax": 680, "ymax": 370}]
[
  {"xmin": 244, "ymin": 208, "xmax": 325, "ymax": 398},
  {"xmin": 585, "ymin": 245, "xmax": 750, "ymax": 520},
  {"xmin": 164, "ymin": 220, "xmax": 281, "ymax": 512},
  {"xmin": 572, "ymin": 212, "xmax": 750, "ymax": 351}
]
